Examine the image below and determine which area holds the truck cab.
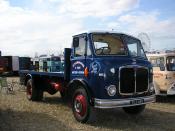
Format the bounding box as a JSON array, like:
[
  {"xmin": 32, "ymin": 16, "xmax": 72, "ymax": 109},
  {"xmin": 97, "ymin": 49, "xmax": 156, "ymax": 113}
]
[{"xmin": 66, "ymin": 31, "xmax": 155, "ymax": 122}]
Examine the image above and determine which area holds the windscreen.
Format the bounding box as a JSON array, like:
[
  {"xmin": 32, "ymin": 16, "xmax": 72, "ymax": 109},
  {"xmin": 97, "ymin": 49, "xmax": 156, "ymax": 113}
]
[
  {"xmin": 92, "ymin": 34, "xmax": 126, "ymax": 55},
  {"xmin": 149, "ymin": 57, "xmax": 164, "ymax": 67},
  {"xmin": 92, "ymin": 33, "xmax": 146, "ymax": 59}
]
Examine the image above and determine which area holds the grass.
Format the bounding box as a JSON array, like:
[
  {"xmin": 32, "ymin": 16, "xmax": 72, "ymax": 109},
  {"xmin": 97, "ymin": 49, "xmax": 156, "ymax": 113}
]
[{"xmin": 0, "ymin": 77, "xmax": 175, "ymax": 131}]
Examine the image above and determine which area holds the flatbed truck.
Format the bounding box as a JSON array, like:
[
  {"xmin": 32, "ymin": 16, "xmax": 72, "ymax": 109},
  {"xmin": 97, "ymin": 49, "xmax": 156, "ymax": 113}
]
[{"xmin": 19, "ymin": 31, "xmax": 155, "ymax": 123}]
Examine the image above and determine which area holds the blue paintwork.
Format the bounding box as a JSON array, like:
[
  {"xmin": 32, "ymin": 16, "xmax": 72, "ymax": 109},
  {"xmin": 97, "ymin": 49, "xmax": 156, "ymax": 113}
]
[{"xmin": 70, "ymin": 56, "xmax": 152, "ymax": 99}]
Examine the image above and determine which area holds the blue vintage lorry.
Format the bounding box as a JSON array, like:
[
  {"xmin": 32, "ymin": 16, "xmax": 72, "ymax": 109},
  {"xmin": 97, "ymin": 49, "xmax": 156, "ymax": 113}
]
[{"xmin": 19, "ymin": 31, "xmax": 155, "ymax": 123}]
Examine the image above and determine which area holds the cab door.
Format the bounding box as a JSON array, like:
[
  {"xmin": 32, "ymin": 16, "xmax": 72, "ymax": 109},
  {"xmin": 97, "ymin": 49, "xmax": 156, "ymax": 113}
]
[{"xmin": 71, "ymin": 34, "xmax": 87, "ymax": 79}]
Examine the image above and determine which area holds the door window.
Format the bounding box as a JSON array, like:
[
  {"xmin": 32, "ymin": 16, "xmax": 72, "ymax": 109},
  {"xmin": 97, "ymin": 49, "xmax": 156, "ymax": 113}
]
[{"xmin": 74, "ymin": 37, "xmax": 86, "ymax": 57}]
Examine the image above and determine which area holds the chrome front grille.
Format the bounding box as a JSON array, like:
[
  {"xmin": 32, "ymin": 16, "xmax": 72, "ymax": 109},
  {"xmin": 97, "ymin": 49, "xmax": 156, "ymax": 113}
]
[{"xmin": 119, "ymin": 66, "xmax": 149, "ymax": 95}]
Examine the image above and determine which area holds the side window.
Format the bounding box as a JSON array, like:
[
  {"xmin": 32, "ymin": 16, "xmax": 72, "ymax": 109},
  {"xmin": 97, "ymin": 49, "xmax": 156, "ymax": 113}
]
[
  {"xmin": 74, "ymin": 37, "xmax": 86, "ymax": 57},
  {"xmin": 128, "ymin": 43, "xmax": 137, "ymax": 56}
]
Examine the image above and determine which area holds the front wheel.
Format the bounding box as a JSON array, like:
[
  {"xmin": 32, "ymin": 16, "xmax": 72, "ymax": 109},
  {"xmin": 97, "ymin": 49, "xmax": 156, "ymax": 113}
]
[
  {"xmin": 123, "ymin": 105, "xmax": 146, "ymax": 115},
  {"xmin": 72, "ymin": 87, "xmax": 95, "ymax": 123}
]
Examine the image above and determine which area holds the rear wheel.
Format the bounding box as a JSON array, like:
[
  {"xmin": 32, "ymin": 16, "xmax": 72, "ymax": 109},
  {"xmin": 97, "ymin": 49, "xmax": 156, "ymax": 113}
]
[
  {"xmin": 72, "ymin": 87, "xmax": 95, "ymax": 123},
  {"xmin": 123, "ymin": 105, "xmax": 146, "ymax": 115},
  {"xmin": 26, "ymin": 79, "xmax": 43, "ymax": 101}
]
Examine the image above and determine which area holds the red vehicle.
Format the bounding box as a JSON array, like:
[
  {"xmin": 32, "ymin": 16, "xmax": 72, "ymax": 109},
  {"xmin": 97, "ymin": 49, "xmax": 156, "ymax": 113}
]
[
  {"xmin": 0, "ymin": 57, "xmax": 7, "ymax": 74},
  {"xmin": 3, "ymin": 56, "xmax": 19, "ymax": 75}
]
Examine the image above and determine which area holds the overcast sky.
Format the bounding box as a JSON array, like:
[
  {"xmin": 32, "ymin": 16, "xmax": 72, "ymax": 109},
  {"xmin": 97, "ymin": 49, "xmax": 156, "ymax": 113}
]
[{"xmin": 0, "ymin": 0, "xmax": 175, "ymax": 57}]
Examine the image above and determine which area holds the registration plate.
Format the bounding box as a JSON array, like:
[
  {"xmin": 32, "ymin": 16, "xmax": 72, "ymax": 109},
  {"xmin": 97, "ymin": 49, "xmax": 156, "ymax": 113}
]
[{"xmin": 130, "ymin": 99, "xmax": 144, "ymax": 105}]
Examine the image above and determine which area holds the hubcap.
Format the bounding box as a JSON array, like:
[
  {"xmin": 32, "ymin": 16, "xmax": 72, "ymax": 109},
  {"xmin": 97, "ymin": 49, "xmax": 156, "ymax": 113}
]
[{"xmin": 74, "ymin": 94, "xmax": 87, "ymax": 117}]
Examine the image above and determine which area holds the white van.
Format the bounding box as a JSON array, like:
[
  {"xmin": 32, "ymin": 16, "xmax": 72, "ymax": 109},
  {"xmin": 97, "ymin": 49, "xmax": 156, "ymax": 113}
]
[{"xmin": 147, "ymin": 52, "xmax": 175, "ymax": 95}]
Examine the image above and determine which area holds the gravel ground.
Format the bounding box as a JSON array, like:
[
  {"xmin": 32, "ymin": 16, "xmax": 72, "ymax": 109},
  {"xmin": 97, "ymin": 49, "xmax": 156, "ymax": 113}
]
[{"xmin": 0, "ymin": 77, "xmax": 175, "ymax": 131}]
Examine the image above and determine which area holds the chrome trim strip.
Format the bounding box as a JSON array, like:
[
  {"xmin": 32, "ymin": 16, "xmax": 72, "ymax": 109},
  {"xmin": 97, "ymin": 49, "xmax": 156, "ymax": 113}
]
[
  {"xmin": 119, "ymin": 65, "xmax": 149, "ymax": 95},
  {"xmin": 94, "ymin": 95, "xmax": 155, "ymax": 109}
]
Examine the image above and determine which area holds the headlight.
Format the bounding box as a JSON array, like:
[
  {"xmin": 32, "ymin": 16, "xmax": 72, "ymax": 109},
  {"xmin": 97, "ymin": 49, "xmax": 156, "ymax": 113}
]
[
  {"xmin": 149, "ymin": 83, "xmax": 154, "ymax": 92},
  {"xmin": 107, "ymin": 85, "xmax": 117, "ymax": 96},
  {"xmin": 150, "ymin": 68, "xmax": 153, "ymax": 74}
]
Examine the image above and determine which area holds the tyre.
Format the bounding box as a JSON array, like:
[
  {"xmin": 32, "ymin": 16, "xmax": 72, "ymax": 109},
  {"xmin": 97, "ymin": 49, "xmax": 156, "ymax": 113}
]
[
  {"xmin": 72, "ymin": 87, "xmax": 96, "ymax": 123},
  {"xmin": 26, "ymin": 79, "xmax": 43, "ymax": 101},
  {"xmin": 123, "ymin": 104, "xmax": 146, "ymax": 115}
]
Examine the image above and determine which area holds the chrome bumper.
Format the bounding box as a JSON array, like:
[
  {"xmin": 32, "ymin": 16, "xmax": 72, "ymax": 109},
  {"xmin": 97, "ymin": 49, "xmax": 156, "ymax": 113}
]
[{"xmin": 94, "ymin": 95, "xmax": 155, "ymax": 109}]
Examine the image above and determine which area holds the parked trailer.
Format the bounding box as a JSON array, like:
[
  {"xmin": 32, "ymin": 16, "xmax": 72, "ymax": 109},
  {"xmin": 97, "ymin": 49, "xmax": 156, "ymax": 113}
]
[
  {"xmin": 0, "ymin": 57, "xmax": 8, "ymax": 74},
  {"xmin": 147, "ymin": 52, "xmax": 175, "ymax": 95},
  {"xmin": 19, "ymin": 31, "xmax": 155, "ymax": 123},
  {"xmin": 0, "ymin": 57, "xmax": 4, "ymax": 74},
  {"xmin": 3, "ymin": 56, "xmax": 19, "ymax": 75}
]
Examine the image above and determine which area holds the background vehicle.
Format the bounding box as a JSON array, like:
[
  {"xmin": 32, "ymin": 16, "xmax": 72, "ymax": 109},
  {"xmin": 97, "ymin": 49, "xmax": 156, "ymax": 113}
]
[
  {"xmin": 32, "ymin": 57, "xmax": 39, "ymax": 71},
  {"xmin": 47, "ymin": 56, "xmax": 63, "ymax": 72},
  {"xmin": 19, "ymin": 31, "xmax": 155, "ymax": 123},
  {"xmin": 3, "ymin": 56, "xmax": 19, "ymax": 75},
  {"xmin": 19, "ymin": 57, "xmax": 31, "ymax": 70},
  {"xmin": 0, "ymin": 57, "xmax": 7, "ymax": 74},
  {"xmin": 147, "ymin": 51, "xmax": 175, "ymax": 95},
  {"xmin": 39, "ymin": 55, "xmax": 48, "ymax": 72}
]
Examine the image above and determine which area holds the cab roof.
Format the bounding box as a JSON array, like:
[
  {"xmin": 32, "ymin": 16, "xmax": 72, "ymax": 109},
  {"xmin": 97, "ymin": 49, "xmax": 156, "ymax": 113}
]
[{"xmin": 73, "ymin": 30, "xmax": 138, "ymax": 39}]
